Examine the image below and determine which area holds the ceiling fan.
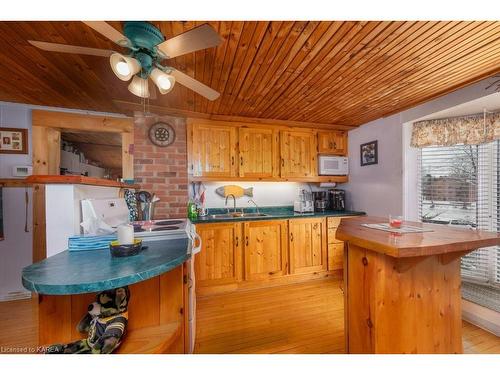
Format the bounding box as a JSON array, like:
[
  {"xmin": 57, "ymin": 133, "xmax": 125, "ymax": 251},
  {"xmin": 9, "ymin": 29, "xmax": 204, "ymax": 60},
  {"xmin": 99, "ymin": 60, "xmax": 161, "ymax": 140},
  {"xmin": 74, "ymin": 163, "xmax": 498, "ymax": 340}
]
[{"xmin": 28, "ymin": 21, "xmax": 222, "ymax": 100}]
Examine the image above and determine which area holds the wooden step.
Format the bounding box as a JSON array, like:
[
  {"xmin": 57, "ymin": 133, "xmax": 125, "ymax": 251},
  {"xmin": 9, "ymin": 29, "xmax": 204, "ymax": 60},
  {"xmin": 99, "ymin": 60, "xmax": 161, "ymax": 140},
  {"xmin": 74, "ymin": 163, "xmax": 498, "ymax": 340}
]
[{"xmin": 116, "ymin": 322, "xmax": 182, "ymax": 354}]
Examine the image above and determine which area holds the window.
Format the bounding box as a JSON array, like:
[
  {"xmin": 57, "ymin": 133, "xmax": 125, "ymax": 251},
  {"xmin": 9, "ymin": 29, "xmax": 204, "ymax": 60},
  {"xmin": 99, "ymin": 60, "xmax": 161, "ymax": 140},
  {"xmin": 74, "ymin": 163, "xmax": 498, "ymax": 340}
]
[{"xmin": 418, "ymin": 141, "xmax": 500, "ymax": 312}]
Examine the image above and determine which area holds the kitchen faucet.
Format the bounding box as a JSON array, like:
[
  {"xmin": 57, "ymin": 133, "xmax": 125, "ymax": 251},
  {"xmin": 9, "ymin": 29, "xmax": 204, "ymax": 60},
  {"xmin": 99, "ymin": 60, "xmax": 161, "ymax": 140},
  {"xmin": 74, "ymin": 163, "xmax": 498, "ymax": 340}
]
[
  {"xmin": 248, "ymin": 199, "xmax": 260, "ymax": 215},
  {"xmin": 225, "ymin": 194, "xmax": 237, "ymax": 214}
]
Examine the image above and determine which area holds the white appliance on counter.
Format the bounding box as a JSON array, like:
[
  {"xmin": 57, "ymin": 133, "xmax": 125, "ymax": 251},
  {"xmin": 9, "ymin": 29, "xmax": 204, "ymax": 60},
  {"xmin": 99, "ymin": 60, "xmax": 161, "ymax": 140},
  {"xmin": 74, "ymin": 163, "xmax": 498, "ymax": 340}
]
[
  {"xmin": 318, "ymin": 155, "xmax": 349, "ymax": 176},
  {"xmin": 81, "ymin": 198, "xmax": 201, "ymax": 354}
]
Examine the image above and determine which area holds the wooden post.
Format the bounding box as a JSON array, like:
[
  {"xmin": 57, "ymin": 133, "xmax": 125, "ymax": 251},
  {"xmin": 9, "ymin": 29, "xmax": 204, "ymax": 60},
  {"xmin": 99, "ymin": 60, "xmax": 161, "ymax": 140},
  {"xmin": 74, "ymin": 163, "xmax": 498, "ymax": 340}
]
[{"xmin": 121, "ymin": 131, "xmax": 134, "ymax": 179}]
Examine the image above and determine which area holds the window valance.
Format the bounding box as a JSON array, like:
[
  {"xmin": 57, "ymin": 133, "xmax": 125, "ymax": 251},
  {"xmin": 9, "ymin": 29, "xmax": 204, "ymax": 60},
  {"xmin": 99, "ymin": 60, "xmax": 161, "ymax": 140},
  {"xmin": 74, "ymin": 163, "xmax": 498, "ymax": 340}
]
[{"xmin": 411, "ymin": 111, "xmax": 500, "ymax": 148}]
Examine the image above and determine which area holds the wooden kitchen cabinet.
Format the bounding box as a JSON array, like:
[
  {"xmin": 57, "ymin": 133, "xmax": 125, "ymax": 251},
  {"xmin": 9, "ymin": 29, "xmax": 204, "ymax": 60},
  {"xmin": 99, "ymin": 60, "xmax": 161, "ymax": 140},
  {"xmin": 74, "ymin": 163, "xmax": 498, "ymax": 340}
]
[
  {"xmin": 327, "ymin": 217, "xmax": 344, "ymax": 271},
  {"xmin": 280, "ymin": 130, "xmax": 317, "ymax": 178},
  {"xmin": 190, "ymin": 123, "xmax": 238, "ymax": 178},
  {"xmin": 238, "ymin": 127, "xmax": 279, "ymax": 178},
  {"xmin": 317, "ymin": 130, "xmax": 347, "ymax": 155},
  {"xmin": 289, "ymin": 218, "xmax": 327, "ymax": 274},
  {"xmin": 195, "ymin": 223, "xmax": 243, "ymax": 287},
  {"xmin": 243, "ymin": 220, "xmax": 289, "ymax": 281}
]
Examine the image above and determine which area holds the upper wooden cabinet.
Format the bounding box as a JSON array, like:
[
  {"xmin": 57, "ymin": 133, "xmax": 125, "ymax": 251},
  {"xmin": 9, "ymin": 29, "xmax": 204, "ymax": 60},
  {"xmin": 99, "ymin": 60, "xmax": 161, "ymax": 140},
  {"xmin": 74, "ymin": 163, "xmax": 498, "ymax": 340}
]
[
  {"xmin": 317, "ymin": 131, "xmax": 347, "ymax": 155},
  {"xmin": 187, "ymin": 119, "xmax": 348, "ymax": 182},
  {"xmin": 280, "ymin": 130, "xmax": 317, "ymax": 178},
  {"xmin": 190, "ymin": 123, "xmax": 238, "ymax": 178},
  {"xmin": 289, "ymin": 218, "xmax": 327, "ymax": 274},
  {"xmin": 243, "ymin": 220, "xmax": 288, "ymax": 281},
  {"xmin": 195, "ymin": 223, "xmax": 243, "ymax": 287},
  {"xmin": 238, "ymin": 127, "xmax": 279, "ymax": 178}
]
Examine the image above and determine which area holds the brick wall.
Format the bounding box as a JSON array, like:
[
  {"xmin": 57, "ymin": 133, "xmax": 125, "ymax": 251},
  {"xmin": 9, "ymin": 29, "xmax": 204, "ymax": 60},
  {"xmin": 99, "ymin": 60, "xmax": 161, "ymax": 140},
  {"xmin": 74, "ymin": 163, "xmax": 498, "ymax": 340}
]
[{"xmin": 133, "ymin": 114, "xmax": 188, "ymax": 218}]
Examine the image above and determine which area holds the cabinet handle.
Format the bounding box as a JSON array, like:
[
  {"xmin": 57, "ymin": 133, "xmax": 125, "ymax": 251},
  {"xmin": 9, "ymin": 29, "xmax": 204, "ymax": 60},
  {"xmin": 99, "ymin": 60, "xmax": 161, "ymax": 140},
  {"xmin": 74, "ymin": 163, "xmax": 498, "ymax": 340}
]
[
  {"xmin": 281, "ymin": 158, "xmax": 284, "ymax": 167},
  {"xmin": 240, "ymin": 156, "xmax": 244, "ymax": 166},
  {"xmin": 329, "ymin": 142, "xmax": 333, "ymax": 149},
  {"xmin": 236, "ymin": 236, "xmax": 239, "ymax": 247},
  {"xmin": 333, "ymin": 142, "xmax": 337, "ymax": 149},
  {"xmin": 313, "ymin": 223, "xmax": 318, "ymax": 230},
  {"xmin": 231, "ymin": 156, "xmax": 235, "ymax": 165},
  {"xmin": 290, "ymin": 232, "xmax": 293, "ymax": 242},
  {"xmin": 245, "ymin": 236, "xmax": 249, "ymax": 246}
]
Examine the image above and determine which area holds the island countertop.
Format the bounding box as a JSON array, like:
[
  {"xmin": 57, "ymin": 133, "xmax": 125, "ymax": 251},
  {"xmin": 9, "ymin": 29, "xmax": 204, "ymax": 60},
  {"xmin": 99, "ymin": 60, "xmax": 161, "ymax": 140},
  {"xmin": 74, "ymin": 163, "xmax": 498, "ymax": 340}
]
[
  {"xmin": 22, "ymin": 238, "xmax": 190, "ymax": 295},
  {"xmin": 336, "ymin": 215, "xmax": 500, "ymax": 258}
]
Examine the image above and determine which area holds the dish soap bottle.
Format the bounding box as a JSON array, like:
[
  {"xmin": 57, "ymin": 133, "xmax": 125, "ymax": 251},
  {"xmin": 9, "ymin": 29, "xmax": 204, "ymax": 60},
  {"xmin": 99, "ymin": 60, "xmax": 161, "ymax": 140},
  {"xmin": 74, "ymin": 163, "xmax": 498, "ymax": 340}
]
[{"xmin": 187, "ymin": 200, "xmax": 198, "ymax": 219}]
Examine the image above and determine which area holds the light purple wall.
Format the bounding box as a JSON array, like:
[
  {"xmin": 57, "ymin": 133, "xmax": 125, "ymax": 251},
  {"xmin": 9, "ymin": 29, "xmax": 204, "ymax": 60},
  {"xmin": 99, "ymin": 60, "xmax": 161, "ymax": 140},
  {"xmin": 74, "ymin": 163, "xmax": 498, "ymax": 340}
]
[{"xmin": 341, "ymin": 77, "xmax": 500, "ymax": 218}]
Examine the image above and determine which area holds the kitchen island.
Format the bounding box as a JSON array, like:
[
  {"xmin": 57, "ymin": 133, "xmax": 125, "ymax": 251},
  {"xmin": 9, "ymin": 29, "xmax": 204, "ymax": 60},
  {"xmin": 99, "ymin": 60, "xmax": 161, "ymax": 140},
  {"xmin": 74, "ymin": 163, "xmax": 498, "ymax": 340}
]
[
  {"xmin": 22, "ymin": 238, "xmax": 191, "ymax": 354},
  {"xmin": 336, "ymin": 216, "xmax": 500, "ymax": 354}
]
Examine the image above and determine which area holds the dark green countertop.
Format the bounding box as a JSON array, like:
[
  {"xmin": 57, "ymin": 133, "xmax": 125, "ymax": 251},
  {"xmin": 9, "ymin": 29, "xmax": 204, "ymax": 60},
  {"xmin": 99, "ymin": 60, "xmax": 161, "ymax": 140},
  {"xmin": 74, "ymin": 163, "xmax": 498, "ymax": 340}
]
[
  {"xmin": 22, "ymin": 238, "xmax": 190, "ymax": 295},
  {"xmin": 190, "ymin": 205, "xmax": 365, "ymax": 224}
]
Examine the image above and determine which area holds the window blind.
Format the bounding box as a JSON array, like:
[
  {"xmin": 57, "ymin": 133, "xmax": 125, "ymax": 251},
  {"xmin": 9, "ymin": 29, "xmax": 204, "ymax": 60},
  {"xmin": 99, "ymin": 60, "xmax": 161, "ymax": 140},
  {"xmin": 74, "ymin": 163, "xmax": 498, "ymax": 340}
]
[{"xmin": 418, "ymin": 141, "xmax": 500, "ymax": 312}]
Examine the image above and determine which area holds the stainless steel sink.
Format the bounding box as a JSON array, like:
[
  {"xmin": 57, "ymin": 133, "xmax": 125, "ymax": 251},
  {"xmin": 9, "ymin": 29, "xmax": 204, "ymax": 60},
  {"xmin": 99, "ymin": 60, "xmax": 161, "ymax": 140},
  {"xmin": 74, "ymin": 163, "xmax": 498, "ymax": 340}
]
[
  {"xmin": 210, "ymin": 212, "xmax": 269, "ymax": 219},
  {"xmin": 240, "ymin": 213, "xmax": 268, "ymax": 218}
]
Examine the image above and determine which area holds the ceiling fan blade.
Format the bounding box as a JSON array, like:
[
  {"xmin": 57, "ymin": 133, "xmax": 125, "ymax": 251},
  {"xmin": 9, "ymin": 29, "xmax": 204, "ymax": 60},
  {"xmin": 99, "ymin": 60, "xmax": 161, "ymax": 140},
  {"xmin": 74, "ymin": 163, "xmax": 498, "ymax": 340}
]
[
  {"xmin": 83, "ymin": 21, "xmax": 129, "ymax": 46},
  {"xmin": 170, "ymin": 69, "xmax": 220, "ymax": 101},
  {"xmin": 28, "ymin": 40, "xmax": 113, "ymax": 57},
  {"xmin": 157, "ymin": 24, "xmax": 222, "ymax": 59}
]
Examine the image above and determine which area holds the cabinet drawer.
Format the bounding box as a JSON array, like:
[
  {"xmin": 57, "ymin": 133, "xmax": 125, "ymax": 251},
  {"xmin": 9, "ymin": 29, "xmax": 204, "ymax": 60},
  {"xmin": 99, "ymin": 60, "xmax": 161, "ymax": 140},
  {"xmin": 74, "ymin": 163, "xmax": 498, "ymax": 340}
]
[{"xmin": 328, "ymin": 242, "xmax": 344, "ymax": 271}]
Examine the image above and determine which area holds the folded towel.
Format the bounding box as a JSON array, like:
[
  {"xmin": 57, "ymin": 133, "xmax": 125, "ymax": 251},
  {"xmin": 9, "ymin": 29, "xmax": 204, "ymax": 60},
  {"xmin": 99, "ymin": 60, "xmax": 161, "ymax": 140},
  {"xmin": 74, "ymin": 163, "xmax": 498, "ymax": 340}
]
[{"xmin": 68, "ymin": 235, "xmax": 117, "ymax": 252}]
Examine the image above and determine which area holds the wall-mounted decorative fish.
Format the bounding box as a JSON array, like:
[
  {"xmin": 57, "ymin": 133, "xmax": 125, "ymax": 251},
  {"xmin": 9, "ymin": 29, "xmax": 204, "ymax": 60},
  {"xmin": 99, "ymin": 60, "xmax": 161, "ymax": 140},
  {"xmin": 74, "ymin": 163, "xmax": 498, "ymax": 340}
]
[{"xmin": 215, "ymin": 185, "xmax": 253, "ymax": 198}]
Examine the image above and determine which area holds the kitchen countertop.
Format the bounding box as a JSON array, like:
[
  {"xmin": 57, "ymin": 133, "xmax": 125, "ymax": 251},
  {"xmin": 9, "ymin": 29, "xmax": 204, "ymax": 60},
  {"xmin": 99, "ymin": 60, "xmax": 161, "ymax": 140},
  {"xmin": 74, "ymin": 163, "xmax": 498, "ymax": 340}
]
[
  {"xmin": 22, "ymin": 238, "xmax": 190, "ymax": 295},
  {"xmin": 336, "ymin": 215, "xmax": 500, "ymax": 258},
  {"xmin": 189, "ymin": 205, "xmax": 365, "ymax": 224}
]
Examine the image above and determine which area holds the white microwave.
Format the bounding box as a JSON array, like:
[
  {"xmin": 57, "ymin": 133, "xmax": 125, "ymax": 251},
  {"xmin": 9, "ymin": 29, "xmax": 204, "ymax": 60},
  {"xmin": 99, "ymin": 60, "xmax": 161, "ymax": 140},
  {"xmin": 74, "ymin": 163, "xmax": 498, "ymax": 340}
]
[{"xmin": 318, "ymin": 156, "xmax": 348, "ymax": 176}]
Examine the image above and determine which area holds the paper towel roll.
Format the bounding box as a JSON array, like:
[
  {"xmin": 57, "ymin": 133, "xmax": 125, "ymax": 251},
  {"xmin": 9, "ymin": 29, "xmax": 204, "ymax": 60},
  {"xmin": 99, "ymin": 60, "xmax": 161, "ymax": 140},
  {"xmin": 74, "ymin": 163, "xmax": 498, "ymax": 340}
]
[{"xmin": 117, "ymin": 224, "xmax": 134, "ymax": 245}]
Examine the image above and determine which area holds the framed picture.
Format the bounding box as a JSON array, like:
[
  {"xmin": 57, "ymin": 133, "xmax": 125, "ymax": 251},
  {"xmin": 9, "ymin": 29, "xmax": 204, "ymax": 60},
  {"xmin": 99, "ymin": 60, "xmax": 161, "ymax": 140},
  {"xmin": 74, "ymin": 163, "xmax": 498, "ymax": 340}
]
[
  {"xmin": 0, "ymin": 127, "xmax": 28, "ymax": 154},
  {"xmin": 360, "ymin": 140, "xmax": 378, "ymax": 166}
]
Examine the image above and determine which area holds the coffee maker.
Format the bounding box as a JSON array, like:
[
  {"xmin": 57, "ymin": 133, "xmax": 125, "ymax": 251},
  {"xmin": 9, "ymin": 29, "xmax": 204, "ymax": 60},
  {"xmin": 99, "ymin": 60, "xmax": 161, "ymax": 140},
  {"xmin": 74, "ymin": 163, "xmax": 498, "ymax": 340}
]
[
  {"xmin": 313, "ymin": 191, "xmax": 328, "ymax": 212},
  {"xmin": 328, "ymin": 189, "xmax": 346, "ymax": 211}
]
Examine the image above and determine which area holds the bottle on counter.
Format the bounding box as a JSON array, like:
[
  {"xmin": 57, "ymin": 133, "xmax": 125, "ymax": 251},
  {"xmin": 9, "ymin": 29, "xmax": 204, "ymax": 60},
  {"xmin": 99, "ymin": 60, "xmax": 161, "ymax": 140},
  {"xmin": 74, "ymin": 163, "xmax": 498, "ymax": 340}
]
[{"xmin": 187, "ymin": 200, "xmax": 198, "ymax": 219}]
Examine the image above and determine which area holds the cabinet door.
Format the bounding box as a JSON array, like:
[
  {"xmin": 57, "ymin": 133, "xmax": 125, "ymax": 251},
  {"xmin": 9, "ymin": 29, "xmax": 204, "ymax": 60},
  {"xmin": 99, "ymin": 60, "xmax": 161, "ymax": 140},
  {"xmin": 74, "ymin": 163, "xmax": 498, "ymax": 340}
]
[
  {"xmin": 289, "ymin": 218, "xmax": 327, "ymax": 274},
  {"xmin": 243, "ymin": 220, "xmax": 288, "ymax": 281},
  {"xmin": 195, "ymin": 223, "xmax": 242, "ymax": 286},
  {"xmin": 280, "ymin": 130, "xmax": 317, "ymax": 178},
  {"xmin": 318, "ymin": 131, "xmax": 347, "ymax": 155},
  {"xmin": 327, "ymin": 217, "xmax": 344, "ymax": 271},
  {"xmin": 191, "ymin": 123, "xmax": 237, "ymax": 177},
  {"xmin": 239, "ymin": 127, "xmax": 279, "ymax": 178}
]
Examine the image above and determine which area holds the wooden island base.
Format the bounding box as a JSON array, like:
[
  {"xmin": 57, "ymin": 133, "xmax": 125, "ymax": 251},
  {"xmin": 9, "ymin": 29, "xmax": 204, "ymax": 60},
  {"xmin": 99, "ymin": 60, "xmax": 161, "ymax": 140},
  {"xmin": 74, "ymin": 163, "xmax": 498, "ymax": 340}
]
[
  {"xmin": 345, "ymin": 244, "xmax": 462, "ymax": 354},
  {"xmin": 37, "ymin": 267, "xmax": 187, "ymax": 354},
  {"xmin": 337, "ymin": 216, "xmax": 500, "ymax": 354}
]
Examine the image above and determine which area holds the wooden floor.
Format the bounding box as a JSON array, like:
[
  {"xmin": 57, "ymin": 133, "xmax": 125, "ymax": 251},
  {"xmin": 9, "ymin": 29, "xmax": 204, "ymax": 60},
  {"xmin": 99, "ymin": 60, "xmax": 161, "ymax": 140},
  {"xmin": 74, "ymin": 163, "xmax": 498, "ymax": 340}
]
[
  {"xmin": 195, "ymin": 278, "xmax": 500, "ymax": 354},
  {"xmin": 1, "ymin": 279, "xmax": 499, "ymax": 354}
]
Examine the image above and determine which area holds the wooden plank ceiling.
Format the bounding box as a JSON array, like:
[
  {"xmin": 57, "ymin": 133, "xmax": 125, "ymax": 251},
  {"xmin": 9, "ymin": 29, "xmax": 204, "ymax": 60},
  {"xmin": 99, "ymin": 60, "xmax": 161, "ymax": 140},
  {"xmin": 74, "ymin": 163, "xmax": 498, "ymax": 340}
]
[{"xmin": 0, "ymin": 21, "xmax": 500, "ymax": 127}]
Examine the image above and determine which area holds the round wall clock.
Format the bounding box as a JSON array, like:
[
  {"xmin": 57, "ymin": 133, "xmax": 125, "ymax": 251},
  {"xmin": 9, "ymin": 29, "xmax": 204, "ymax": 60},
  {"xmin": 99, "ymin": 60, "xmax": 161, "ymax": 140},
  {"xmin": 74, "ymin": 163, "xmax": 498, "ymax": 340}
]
[{"xmin": 148, "ymin": 122, "xmax": 175, "ymax": 147}]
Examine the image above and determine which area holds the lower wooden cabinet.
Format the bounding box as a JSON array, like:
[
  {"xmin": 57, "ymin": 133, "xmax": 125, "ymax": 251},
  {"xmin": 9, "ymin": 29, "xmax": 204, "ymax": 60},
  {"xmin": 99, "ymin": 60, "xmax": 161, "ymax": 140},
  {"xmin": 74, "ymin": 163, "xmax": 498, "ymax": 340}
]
[
  {"xmin": 194, "ymin": 216, "xmax": 350, "ymax": 293},
  {"xmin": 243, "ymin": 220, "xmax": 289, "ymax": 281},
  {"xmin": 289, "ymin": 218, "xmax": 327, "ymax": 274},
  {"xmin": 194, "ymin": 223, "xmax": 243, "ymax": 287}
]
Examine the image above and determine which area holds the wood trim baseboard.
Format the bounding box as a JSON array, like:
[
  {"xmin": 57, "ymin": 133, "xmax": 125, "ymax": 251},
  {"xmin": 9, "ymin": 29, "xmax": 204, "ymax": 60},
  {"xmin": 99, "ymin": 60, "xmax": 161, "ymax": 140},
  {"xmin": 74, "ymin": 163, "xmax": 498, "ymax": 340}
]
[{"xmin": 462, "ymin": 299, "xmax": 500, "ymax": 337}]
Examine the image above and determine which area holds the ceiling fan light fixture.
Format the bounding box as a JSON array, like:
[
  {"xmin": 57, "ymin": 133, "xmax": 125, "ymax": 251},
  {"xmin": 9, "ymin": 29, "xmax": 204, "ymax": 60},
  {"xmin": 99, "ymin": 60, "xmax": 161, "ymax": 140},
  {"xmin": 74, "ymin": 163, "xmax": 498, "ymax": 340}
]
[
  {"xmin": 110, "ymin": 52, "xmax": 141, "ymax": 81},
  {"xmin": 150, "ymin": 68, "xmax": 175, "ymax": 94},
  {"xmin": 128, "ymin": 75, "xmax": 150, "ymax": 98}
]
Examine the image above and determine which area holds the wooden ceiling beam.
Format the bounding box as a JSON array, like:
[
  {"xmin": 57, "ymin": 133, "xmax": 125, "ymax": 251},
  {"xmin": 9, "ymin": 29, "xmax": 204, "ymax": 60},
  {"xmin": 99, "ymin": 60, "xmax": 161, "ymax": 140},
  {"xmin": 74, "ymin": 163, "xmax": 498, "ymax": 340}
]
[{"xmin": 32, "ymin": 110, "xmax": 133, "ymax": 133}]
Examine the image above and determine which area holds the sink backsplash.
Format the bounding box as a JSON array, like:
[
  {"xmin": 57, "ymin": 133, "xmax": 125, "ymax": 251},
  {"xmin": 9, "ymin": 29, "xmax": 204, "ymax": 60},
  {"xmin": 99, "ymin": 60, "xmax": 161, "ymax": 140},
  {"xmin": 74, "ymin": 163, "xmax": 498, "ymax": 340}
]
[{"xmin": 192, "ymin": 181, "xmax": 338, "ymax": 209}]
